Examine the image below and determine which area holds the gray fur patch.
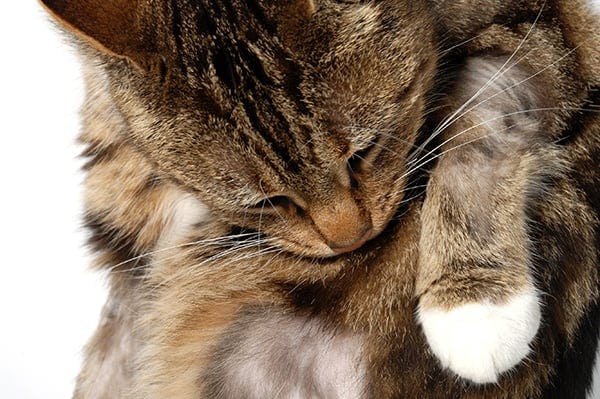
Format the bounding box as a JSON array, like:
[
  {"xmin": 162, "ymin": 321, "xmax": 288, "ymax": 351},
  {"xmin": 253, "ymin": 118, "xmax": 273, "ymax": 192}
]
[{"xmin": 202, "ymin": 308, "xmax": 367, "ymax": 398}]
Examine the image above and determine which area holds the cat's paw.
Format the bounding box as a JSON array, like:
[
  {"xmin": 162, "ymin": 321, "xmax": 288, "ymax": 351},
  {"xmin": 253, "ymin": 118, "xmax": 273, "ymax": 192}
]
[{"xmin": 417, "ymin": 290, "xmax": 541, "ymax": 384}]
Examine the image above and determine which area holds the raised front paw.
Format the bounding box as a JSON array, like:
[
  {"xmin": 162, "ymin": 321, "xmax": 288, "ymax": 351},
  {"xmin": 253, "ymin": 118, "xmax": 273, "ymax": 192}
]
[{"xmin": 417, "ymin": 290, "xmax": 541, "ymax": 384}]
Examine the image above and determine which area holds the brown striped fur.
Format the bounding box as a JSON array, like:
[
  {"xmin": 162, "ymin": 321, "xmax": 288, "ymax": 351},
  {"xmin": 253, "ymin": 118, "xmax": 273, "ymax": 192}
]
[{"xmin": 39, "ymin": 0, "xmax": 600, "ymax": 397}]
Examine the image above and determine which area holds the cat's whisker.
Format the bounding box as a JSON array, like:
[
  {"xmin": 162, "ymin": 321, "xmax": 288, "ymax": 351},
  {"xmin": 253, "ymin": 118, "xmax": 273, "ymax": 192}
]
[
  {"xmin": 387, "ymin": 188, "xmax": 429, "ymax": 219},
  {"xmin": 395, "ymin": 184, "xmax": 430, "ymax": 206},
  {"xmin": 417, "ymin": 2, "xmax": 547, "ymax": 156},
  {"xmin": 257, "ymin": 248, "xmax": 288, "ymax": 279},
  {"xmin": 102, "ymin": 232, "xmax": 263, "ymax": 274},
  {"xmin": 204, "ymin": 239, "xmax": 278, "ymax": 260},
  {"xmin": 187, "ymin": 245, "xmax": 281, "ymax": 275},
  {"xmin": 160, "ymin": 246, "xmax": 287, "ymax": 307},
  {"xmin": 424, "ymin": 37, "xmax": 583, "ymax": 162},
  {"xmin": 406, "ymin": 103, "xmax": 599, "ymax": 180},
  {"xmin": 428, "ymin": 42, "xmax": 582, "ymax": 151},
  {"xmin": 219, "ymin": 247, "xmax": 280, "ymax": 269},
  {"xmin": 409, "ymin": 51, "xmax": 530, "ymax": 167},
  {"xmin": 397, "ymin": 114, "xmax": 547, "ymax": 184},
  {"xmin": 390, "ymin": 207, "xmax": 411, "ymax": 222},
  {"xmin": 422, "ymin": 103, "xmax": 448, "ymax": 118},
  {"xmin": 439, "ymin": 31, "xmax": 488, "ymax": 55},
  {"xmin": 407, "ymin": 120, "xmax": 537, "ymax": 179},
  {"xmin": 390, "ymin": 183, "xmax": 430, "ymax": 199},
  {"xmin": 142, "ymin": 242, "xmax": 281, "ymax": 292},
  {"xmin": 112, "ymin": 233, "xmax": 273, "ymax": 273},
  {"xmin": 117, "ymin": 239, "xmax": 274, "ymax": 277},
  {"xmin": 432, "ymin": 42, "xmax": 534, "ymax": 140}
]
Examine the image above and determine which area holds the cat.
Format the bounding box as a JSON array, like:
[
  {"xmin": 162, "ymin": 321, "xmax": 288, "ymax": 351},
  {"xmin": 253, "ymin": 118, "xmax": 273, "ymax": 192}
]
[{"xmin": 39, "ymin": 0, "xmax": 600, "ymax": 398}]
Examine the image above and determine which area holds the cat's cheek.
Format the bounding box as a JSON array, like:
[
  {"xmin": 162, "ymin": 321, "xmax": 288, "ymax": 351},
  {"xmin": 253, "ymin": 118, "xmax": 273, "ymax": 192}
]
[
  {"xmin": 588, "ymin": 0, "xmax": 600, "ymax": 15},
  {"xmin": 417, "ymin": 289, "xmax": 541, "ymax": 384},
  {"xmin": 156, "ymin": 190, "xmax": 209, "ymax": 249}
]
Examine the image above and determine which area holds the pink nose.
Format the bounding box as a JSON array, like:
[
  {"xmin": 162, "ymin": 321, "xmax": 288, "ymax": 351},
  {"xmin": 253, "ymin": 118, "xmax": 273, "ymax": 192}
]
[{"xmin": 329, "ymin": 224, "xmax": 373, "ymax": 254}]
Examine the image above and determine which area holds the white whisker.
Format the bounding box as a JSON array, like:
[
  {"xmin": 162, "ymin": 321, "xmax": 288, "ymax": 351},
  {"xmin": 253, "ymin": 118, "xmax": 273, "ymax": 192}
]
[
  {"xmin": 396, "ymin": 107, "xmax": 572, "ymax": 184},
  {"xmin": 427, "ymin": 43, "xmax": 582, "ymax": 154},
  {"xmin": 103, "ymin": 232, "xmax": 263, "ymax": 274},
  {"xmin": 414, "ymin": 2, "xmax": 547, "ymax": 158}
]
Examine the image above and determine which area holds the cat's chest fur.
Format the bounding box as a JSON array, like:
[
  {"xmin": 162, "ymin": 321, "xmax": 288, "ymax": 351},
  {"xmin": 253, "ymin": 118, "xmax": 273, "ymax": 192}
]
[{"xmin": 201, "ymin": 310, "xmax": 367, "ymax": 399}]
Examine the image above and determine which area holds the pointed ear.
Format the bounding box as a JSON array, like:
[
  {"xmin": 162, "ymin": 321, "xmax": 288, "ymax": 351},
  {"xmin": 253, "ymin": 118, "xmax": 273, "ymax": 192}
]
[{"xmin": 39, "ymin": 0, "xmax": 151, "ymax": 69}]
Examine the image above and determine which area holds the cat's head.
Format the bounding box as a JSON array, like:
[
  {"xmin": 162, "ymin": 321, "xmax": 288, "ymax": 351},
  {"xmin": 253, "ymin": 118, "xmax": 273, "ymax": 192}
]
[{"xmin": 42, "ymin": 0, "xmax": 438, "ymax": 258}]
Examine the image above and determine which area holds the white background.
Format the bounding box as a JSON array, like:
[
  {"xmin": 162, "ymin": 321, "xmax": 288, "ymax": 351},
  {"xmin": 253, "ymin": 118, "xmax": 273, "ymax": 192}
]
[
  {"xmin": 1, "ymin": 2, "xmax": 598, "ymax": 398},
  {"xmin": 0, "ymin": 2, "xmax": 107, "ymax": 398}
]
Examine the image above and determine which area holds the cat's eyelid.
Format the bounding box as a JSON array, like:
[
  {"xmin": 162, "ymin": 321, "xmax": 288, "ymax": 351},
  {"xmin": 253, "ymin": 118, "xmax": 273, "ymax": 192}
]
[
  {"xmin": 246, "ymin": 194, "xmax": 306, "ymax": 213},
  {"xmin": 349, "ymin": 137, "xmax": 379, "ymax": 162},
  {"xmin": 346, "ymin": 135, "xmax": 381, "ymax": 178},
  {"xmin": 348, "ymin": 133, "xmax": 378, "ymax": 153}
]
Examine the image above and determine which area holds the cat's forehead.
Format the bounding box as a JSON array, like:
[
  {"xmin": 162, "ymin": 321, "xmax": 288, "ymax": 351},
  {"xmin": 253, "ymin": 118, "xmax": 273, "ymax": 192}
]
[
  {"xmin": 143, "ymin": 3, "xmax": 418, "ymax": 141},
  {"xmin": 103, "ymin": 0, "xmax": 436, "ymax": 201},
  {"xmin": 147, "ymin": 1, "xmax": 429, "ymax": 120},
  {"xmin": 147, "ymin": 0, "xmax": 427, "ymax": 79}
]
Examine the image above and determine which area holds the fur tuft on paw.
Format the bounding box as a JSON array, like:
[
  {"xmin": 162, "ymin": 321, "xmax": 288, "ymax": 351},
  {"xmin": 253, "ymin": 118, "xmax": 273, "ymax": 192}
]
[{"xmin": 418, "ymin": 290, "xmax": 541, "ymax": 384}]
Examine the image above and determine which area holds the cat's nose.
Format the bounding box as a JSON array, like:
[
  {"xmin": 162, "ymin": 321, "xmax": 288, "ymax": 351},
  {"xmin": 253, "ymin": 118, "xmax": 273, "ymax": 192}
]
[
  {"xmin": 328, "ymin": 224, "xmax": 373, "ymax": 254},
  {"xmin": 309, "ymin": 192, "xmax": 373, "ymax": 254}
]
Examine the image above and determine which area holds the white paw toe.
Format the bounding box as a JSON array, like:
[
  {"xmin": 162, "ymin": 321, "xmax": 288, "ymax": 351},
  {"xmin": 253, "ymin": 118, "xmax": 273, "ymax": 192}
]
[{"xmin": 418, "ymin": 290, "xmax": 541, "ymax": 384}]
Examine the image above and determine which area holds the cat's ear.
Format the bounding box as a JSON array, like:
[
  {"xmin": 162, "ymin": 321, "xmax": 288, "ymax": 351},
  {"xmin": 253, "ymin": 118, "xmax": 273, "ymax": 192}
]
[{"xmin": 39, "ymin": 0, "xmax": 151, "ymax": 70}]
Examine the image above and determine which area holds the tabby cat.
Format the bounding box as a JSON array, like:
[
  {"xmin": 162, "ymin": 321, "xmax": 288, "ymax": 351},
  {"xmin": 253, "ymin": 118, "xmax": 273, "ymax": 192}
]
[{"xmin": 41, "ymin": 0, "xmax": 600, "ymax": 397}]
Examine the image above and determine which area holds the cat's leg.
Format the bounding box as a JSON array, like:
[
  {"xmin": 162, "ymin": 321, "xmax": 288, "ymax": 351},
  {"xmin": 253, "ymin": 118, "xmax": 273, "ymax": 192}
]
[
  {"xmin": 416, "ymin": 57, "xmax": 560, "ymax": 384},
  {"xmin": 416, "ymin": 144, "xmax": 546, "ymax": 384}
]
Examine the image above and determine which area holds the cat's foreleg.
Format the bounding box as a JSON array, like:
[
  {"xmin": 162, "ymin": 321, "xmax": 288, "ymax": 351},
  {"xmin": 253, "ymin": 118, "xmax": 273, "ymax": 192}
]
[
  {"xmin": 415, "ymin": 57, "xmax": 560, "ymax": 384},
  {"xmin": 416, "ymin": 139, "xmax": 547, "ymax": 384}
]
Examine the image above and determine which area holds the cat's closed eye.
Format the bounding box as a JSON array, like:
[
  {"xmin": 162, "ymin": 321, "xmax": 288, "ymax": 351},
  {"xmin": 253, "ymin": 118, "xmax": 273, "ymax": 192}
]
[
  {"xmin": 347, "ymin": 138, "xmax": 379, "ymax": 176},
  {"xmin": 247, "ymin": 195, "xmax": 305, "ymax": 218}
]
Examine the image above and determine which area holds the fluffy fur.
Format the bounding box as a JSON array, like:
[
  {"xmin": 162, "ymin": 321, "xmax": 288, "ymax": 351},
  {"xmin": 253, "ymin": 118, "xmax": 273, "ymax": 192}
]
[{"xmin": 39, "ymin": 0, "xmax": 600, "ymax": 398}]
